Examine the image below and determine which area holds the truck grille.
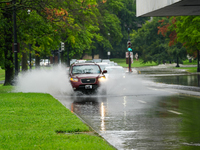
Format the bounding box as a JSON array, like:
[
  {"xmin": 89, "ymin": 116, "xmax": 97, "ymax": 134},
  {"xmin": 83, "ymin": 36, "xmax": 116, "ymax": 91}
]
[{"xmin": 81, "ymin": 78, "xmax": 96, "ymax": 84}]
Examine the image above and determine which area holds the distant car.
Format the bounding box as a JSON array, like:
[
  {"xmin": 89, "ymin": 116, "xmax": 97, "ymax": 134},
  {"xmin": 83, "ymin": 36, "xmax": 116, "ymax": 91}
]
[
  {"xmin": 102, "ymin": 59, "xmax": 110, "ymax": 63},
  {"xmin": 114, "ymin": 63, "xmax": 118, "ymax": 66},
  {"xmin": 108, "ymin": 61, "xmax": 115, "ymax": 66},
  {"xmin": 40, "ymin": 59, "xmax": 50, "ymax": 66},
  {"xmin": 85, "ymin": 60, "xmax": 94, "ymax": 63},
  {"xmin": 96, "ymin": 62, "xmax": 111, "ymax": 71},
  {"xmin": 75, "ymin": 60, "xmax": 86, "ymax": 63},
  {"xmin": 93, "ymin": 59, "xmax": 102, "ymax": 63},
  {"xmin": 70, "ymin": 59, "xmax": 77, "ymax": 65},
  {"xmin": 104, "ymin": 66, "xmax": 126, "ymax": 79},
  {"xmin": 69, "ymin": 63, "xmax": 107, "ymax": 94}
]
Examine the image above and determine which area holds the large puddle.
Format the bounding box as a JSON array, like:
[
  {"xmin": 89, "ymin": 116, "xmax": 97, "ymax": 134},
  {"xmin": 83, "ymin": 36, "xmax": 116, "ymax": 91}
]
[
  {"xmin": 134, "ymin": 66, "xmax": 200, "ymax": 89},
  {"xmin": 58, "ymin": 93, "xmax": 200, "ymax": 150},
  {"xmin": 146, "ymin": 74, "xmax": 200, "ymax": 87}
]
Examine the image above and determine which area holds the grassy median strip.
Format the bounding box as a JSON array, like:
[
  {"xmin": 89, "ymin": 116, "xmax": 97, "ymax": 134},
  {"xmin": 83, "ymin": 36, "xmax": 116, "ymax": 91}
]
[
  {"xmin": 0, "ymin": 69, "xmax": 5, "ymax": 81},
  {"xmin": 173, "ymin": 67, "xmax": 197, "ymax": 73},
  {"xmin": 0, "ymin": 86, "xmax": 115, "ymax": 150},
  {"xmin": 111, "ymin": 58, "xmax": 157, "ymax": 68}
]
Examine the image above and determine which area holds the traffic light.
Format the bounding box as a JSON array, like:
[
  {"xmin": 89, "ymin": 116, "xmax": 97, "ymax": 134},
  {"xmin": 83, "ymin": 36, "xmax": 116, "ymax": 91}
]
[
  {"xmin": 61, "ymin": 42, "xmax": 65, "ymax": 51},
  {"xmin": 128, "ymin": 48, "xmax": 132, "ymax": 51},
  {"xmin": 127, "ymin": 41, "xmax": 132, "ymax": 51},
  {"xmin": 127, "ymin": 41, "xmax": 131, "ymax": 48}
]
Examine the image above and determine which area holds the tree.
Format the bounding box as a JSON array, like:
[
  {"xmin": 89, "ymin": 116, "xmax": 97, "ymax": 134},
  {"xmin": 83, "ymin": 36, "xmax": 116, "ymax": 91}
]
[
  {"xmin": 0, "ymin": 0, "xmax": 104, "ymax": 85},
  {"xmin": 1, "ymin": 7, "xmax": 14, "ymax": 85},
  {"xmin": 91, "ymin": 0, "xmax": 123, "ymax": 59},
  {"xmin": 158, "ymin": 17, "xmax": 187, "ymax": 67},
  {"xmin": 131, "ymin": 17, "xmax": 168, "ymax": 64},
  {"xmin": 0, "ymin": 1, "xmax": 65, "ymax": 84},
  {"xmin": 174, "ymin": 16, "xmax": 200, "ymax": 71},
  {"xmin": 113, "ymin": 0, "xmax": 148, "ymax": 58},
  {"xmin": 130, "ymin": 17, "xmax": 187, "ymax": 64}
]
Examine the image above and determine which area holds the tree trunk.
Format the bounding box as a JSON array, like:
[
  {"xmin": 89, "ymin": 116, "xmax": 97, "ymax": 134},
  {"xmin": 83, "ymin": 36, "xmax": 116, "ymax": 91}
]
[
  {"xmin": 176, "ymin": 56, "xmax": 180, "ymax": 67},
  {"xmin": 81, "ymin": 50, "xmax": 85, "ymax": 59},
  {"xmin": 35, "ymin": 50, "xmax": 40, "ymax": 68},
  {"xmin": 67, "ymin": 45, "xmax": 70, "ymax": 66},
  {"xmin": 3, "ymin": 11, "xmax": 14, "ymax": 85},
  {"xmin": 99, "ymin": 48, "xmax": 104, "ymax": 59},
  {"xmin": 197, "ymin": 50, "xmax": 200, "ymax": 72},
  {"xmin": 92, "ymin": 49, "xmax": 94, "ymax": 59},
  {"xmin": 22, "ymin": 51, "xmax": 28, "ymax": 71},
  {"xmin": 21, "ymin": 44, "xmax": 28, "ymax": 71}
]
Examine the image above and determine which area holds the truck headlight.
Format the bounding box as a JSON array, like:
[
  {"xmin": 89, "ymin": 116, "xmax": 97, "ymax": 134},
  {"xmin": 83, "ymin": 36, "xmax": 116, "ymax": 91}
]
[
  {"xmin": 98, "ymin": 76, "xmax": 106, "ymax": 82},
  {"xmin": 70, "ymin": 78, "xmax": 78, "ymax": 82}
]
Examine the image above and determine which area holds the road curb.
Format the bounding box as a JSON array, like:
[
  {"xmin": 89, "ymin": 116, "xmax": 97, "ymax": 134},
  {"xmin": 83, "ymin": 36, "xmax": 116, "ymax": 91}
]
[{"xmin": 54, "ymin": 97, "xmax": 117, "ymax": 150}]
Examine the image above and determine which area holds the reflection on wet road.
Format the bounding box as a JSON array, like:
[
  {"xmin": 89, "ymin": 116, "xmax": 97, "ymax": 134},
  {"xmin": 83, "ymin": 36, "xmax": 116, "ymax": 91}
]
[
  {"xmin": 54, "ymin": 74, "xmax": 200, "ymax": 150},
  {"xmin": 146, "ymin": 74, "xmax": 200, "ymax": 87}
]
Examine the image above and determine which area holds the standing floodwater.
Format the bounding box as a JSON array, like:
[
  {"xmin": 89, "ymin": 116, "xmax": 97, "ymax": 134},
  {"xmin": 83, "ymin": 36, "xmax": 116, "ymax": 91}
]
[
  {"xmin": 146, "ymin": 74, "xmax": 200, "ymax": 87},
  {"xmin": 56, "ymin": 84, "xmax": 200, "ymax": 150}
]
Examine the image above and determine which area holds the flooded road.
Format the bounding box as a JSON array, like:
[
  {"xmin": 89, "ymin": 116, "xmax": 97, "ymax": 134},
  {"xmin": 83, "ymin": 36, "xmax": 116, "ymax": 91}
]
[
  {"xmin": 14, "ymin": 65, "xmax": 200, "ymax": 149},
  {"xmin": 54, "ymin": 72, "xmax": 200, "ymax": 150},
  {"xmin": 146, "ymin": 74, "xmax": 200, "ymax": 87},
  {"xmin": 56, "ymin": 94, "xmax": 200, "ymax": 150}
]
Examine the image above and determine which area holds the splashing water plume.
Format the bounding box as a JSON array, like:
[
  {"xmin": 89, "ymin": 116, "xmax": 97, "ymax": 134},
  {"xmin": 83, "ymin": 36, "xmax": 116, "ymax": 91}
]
[
  {"xmin": 100, "ymin": 73, "xmax": 150, "ymax": 96},
  {"xmin": 14, "ymin": 65, "xmax": 73, "ymax": 95},
  {"xmin": 14, "ymin": 66, "xmax": 151, "ymax": 97}
]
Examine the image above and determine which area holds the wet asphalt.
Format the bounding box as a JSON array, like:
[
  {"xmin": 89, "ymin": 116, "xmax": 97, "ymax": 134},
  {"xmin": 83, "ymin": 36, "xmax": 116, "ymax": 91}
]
[{"xmin": 54, "ymin": 64, "xmax": 200, "ymax": 150}]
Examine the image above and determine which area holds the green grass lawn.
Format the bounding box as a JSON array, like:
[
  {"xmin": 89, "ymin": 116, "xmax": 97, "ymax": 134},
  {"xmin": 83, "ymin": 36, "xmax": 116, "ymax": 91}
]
[
  {"xmin": 0, "ymin": 69, "xmax": 5, "ymax": 81},
  {"xmin": 173, "ymin": 67, "xmax": 197, "ymax": 73},
  {"xmin": 0, "ymin": 85, "xmax": 115, "ymax": 150},
  {"xmin": 173, "ymin": 60, "xmax": 197, "ymax": 73},
  {"xmin": 110, "ymin": 58, "xmax": 157, "ymax": 68},
  {"xmin": 111, "ymin": 58, "xmax": 199, "ymax": 73},
  {"xmin": 183, "ymin": 59, "xmax": 197, "ymax": 65}
]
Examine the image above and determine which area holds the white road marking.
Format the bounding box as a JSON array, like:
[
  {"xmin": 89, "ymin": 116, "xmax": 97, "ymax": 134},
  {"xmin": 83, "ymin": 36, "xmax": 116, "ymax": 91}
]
[
  {"xmin": 138, "ymin": 100, "xmax": 146, "ymax": 104},
  {"xmin": 168, "ymin": 110, "xmax": 182, "ymax": 115},
  {"xmin": 148, "ymin": 87, "xmax": 178, "ymax": 94},
  {"xmin": 148, "ymin": 87, "xmax": 159, "ymax": 91}
]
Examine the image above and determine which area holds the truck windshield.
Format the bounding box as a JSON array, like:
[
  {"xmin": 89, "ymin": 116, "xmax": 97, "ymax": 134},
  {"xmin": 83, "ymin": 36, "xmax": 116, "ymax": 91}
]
[{"xmin": 72, "ymin": 65, "xmax": 100, "ymax": 74}]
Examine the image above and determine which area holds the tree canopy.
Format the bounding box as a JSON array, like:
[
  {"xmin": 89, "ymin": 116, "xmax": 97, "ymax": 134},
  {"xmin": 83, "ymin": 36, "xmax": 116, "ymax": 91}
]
[
  {"xmin": 3, "ymin": 0, "xmax": 198, "ymax": 85},
  {"xmin": 174, "ymin": 16, "xmax": 200, "ymax": 57},
  {"xmin": 0, "ymin": 0, "xmax": 106, "ymax": 85},
  {"xmin": 130, "ymin": 17, "xmax": 187, "ymax": 65}
]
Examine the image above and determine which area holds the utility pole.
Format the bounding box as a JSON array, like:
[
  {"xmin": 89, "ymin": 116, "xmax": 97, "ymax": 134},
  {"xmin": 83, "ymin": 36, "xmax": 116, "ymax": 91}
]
[
  {"xmin": 108, "ymin": 33, "xmax": 110, "ymax": 59},
  {"xmin": 29, "ymin": 44, "xmax": 32, "ymax": 70}
]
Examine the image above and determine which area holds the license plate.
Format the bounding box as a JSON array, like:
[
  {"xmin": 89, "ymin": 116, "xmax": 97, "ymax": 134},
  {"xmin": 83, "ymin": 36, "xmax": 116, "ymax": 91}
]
[{"xmin": 85, "ymin": 85, "xmax": 92, "ymax": 89}]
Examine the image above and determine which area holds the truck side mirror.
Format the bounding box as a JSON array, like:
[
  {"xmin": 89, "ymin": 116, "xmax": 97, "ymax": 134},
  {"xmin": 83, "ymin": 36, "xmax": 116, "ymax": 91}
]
[{"xmin": 102, "ymin": 70, "xmax": 107, "ymax": 74}]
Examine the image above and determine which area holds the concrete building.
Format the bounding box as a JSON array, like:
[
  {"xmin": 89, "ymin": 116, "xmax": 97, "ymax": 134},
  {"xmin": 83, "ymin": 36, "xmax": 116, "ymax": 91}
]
[{"xmin": 136, "ymin": 0, "xmax": 200, "ymax": 17}]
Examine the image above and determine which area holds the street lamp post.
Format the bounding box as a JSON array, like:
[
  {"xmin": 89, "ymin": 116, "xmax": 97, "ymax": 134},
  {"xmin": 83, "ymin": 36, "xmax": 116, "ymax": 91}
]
[
  {"xmin": 58, "ymin": 47, "xmax": 61, "ymax": 64},
  {"xmin": 13, "ymin": 0, "xmax": 18, "ymax": 76},
  {"xmin": 29, "ymin": 44, "xmax": 32, "ymax": 69},
  {"xmin": 108, "ymin": 33, "xmax": 110, "ymax": 59},
  {"xmin": 27, "ymin": 9, "xmax": 32, "ymax": 70}
]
